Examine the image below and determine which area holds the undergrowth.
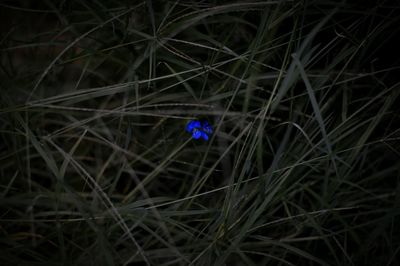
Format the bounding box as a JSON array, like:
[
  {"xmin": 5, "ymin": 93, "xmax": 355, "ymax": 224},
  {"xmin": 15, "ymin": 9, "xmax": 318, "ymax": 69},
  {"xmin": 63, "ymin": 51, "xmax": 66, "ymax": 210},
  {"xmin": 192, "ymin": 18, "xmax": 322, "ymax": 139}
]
[{"xmin": 1, "ymin": 1, "xmax": 400, "ymax": 265}]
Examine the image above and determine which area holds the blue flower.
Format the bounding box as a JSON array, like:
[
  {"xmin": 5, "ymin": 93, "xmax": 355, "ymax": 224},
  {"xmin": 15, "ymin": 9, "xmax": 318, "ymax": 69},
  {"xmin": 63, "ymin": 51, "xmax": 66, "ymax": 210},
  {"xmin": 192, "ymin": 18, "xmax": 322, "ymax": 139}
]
[
  {"xmin": 186, "ymin": 119, "xmax": 213, "ymax": 141},
  {"xmin": 192, "ymin": 128, "xmax": 202, "ymax": 139},
  {"xmin": 186, "ymin": 120, "xmax": 201, "ymax": 133},
  {"xmin": 202, "ymin": 120, "xmax": 213, "ymax": 135}
]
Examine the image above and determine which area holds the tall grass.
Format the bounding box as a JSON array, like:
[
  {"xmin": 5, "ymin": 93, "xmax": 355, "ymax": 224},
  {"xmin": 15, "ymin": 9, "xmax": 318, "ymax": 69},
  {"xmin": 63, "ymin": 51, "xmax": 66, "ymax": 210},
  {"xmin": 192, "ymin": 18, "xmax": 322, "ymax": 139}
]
[{"xmin": 1, "ymin": 1, "xmax": 400, "ymax": 265}]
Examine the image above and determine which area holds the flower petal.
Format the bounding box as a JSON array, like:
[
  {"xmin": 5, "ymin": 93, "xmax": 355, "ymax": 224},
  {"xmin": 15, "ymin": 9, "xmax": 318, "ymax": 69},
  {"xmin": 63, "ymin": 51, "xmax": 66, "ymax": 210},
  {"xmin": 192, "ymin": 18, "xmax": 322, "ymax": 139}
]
[
  {"xmin": 192, "ymin": 128, "xmax": 202, "ymax": 139},
  {"xmin": 201, "ymin": 131, "xmax": 209, "ymax": 141},
  {"xmin": 186, "ymin": 120, "xmax": 201, "ymax": 133},
  {"xmin": 202, "ymin": 121, "xmax": 213, "ymax": 134}
]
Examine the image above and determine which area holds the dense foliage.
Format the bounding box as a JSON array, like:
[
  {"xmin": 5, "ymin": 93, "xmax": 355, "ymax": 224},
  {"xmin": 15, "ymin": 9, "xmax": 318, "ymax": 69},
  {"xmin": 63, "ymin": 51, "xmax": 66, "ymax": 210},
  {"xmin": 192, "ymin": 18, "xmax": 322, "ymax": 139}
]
[{"xmin": 1, "ymin": 1, "xmax": 399, "ymax": 265}]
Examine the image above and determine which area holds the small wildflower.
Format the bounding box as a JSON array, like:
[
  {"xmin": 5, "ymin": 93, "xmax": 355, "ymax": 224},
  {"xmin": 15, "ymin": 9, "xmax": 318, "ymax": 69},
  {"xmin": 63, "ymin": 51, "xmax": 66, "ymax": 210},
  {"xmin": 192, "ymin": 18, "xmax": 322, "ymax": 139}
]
[{"xmin": 186, "ymin": 119, "xmax": 213, "ymax": 141}]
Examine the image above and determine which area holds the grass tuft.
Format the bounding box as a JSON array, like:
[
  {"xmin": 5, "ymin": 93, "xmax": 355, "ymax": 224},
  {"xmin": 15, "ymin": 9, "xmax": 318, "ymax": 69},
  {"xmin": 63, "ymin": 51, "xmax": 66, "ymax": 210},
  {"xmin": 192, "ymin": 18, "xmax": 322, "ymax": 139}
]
[{"xmin": 1, "ymin": 1, "xmax": 400, "ymax": 265}]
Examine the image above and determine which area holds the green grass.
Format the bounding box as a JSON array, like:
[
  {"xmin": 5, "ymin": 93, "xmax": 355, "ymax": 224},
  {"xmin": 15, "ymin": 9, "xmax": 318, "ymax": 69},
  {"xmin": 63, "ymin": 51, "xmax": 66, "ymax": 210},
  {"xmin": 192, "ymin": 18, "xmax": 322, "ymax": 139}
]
[{"xmin": 1, "ymin": 1, "xmax": 400, "ymax": 265}]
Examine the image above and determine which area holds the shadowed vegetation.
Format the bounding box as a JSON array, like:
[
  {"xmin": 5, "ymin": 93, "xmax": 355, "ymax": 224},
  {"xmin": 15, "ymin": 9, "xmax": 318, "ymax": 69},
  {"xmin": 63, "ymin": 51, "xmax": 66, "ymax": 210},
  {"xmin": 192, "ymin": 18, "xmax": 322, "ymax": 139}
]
[{"xmin": 1, "ymin": 0, "xmax": 400, "ymax": 265}]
